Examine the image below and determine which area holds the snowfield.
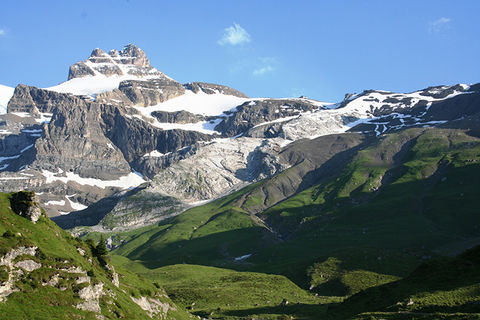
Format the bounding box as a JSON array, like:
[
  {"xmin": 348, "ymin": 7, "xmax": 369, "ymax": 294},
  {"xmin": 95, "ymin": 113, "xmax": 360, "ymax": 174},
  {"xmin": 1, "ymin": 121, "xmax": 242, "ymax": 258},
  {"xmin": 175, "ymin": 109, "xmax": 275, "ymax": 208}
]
[
  {"xmin": 41, "ymin": 169, "xmax": 146, "ymax": 189},
  {"xmin": 0, "ymin": 84, "xmax": 15, "ymax": 114},
  {"xmin": 136, "ymin": 90, "xmax": 249, "ymax": 117},
  {"xmin": 46, "ymin": 74, "xmax": 161, "ymax": 96}
]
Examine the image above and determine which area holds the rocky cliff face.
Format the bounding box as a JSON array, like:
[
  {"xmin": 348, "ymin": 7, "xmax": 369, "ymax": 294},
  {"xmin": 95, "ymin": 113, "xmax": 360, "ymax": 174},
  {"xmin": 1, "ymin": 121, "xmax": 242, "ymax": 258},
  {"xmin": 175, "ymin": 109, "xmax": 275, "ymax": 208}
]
[
  {"xmin": 147, "ymin": 137, "xmax": 288, "ymax": 202},
  {"xmin": 99, "ymin": 105, "xmax": 213, "ymax": 166},
  {"xmin": 150, "ymin": 110, "xmax": 205, "ymax": 124},
  {"xmin": 96, "ymin": 77, "xmax": 186, "ymax": 107},
  {"xmin": 7, "ymin": 84, "xmax": 84, "ymax": 114},
  {"xmin": 36, "ymin": 100, "xmax": 132, "ymax": 180},
  {"xmin": 215, "ymin": 99, "xmax": 319, "ymax": 137}
]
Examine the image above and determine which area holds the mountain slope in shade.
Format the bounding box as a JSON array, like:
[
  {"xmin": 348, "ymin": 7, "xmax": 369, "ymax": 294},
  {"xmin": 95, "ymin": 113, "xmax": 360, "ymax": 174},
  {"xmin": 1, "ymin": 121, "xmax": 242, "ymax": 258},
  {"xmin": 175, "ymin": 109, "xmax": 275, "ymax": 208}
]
[
  {"xmin": 330, "ymin": 245, "xmax": 480, "ymax": 319},
  {"xmin": 110, "ymin": 126, "xmax": 480, "ymax": 294}
]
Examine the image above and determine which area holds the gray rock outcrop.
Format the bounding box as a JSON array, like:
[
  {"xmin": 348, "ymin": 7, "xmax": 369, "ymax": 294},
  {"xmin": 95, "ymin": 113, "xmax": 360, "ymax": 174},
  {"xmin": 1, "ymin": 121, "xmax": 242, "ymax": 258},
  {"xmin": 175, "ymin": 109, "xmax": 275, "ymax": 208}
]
[
  {"xmin": 184, "ymin": 82, "xmax": 248, "ymax": 98},
  {"xmin": 147, "ymin": 137, "xmax": 287, "ymax": 202},
  {"xmin": 34, "ymin": 98, "xmax": 131, "ymax": 180},
  {"xmin": 215, "ymin": 99, "xmax": 319, "ymax": 137},
  {"xmin": 96, "ymin": 77, "xmax": 186, "ymax": 107},
  {"xmin": 7, "ymin": 84, "xmax": 84, "ymax": 114},
  {"xmin": 100, "ymin": 106, "xmax": 213, "ymax": 164},
  {"xmin": 9, "ymin": 191, "xmax": 42, "ymax": 223},
  {"xmin": 76, "ymin": 283, "xmax": 104, "ymax": 313},
  {"xmin": 151, "ymin": 110, "xmax": 205, "ymax": 124}
]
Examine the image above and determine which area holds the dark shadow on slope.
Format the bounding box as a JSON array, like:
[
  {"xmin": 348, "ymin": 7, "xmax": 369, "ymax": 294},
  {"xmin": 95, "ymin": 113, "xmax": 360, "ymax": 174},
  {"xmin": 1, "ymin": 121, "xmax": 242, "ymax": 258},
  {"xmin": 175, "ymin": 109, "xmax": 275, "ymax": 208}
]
[
  {"xmin": 52, "ymin": 184, "xmax": 148, "ymax": 229},
  {"xmin": 249, "ymin": 161, "xmax": 480, "ymax": 285},
  {"xmin": 237, "ymin": 133, "xmax": 371, "ymax": 214},
  {"xmin": 330, "ymin": 246, "xmax": 480, "ymax": 319},
  {"xmin": 440, "ymin": 112, "xmax": 480, "ymax": 139},
  {"xmin": 214, "ymin": 302, "xmax": 332, "ymax": 320},
  {"xmin": 126, "ymin": 225, "xmax": 276, "ymax": 270},
  {"xmin": 294, "ymin": 135, "xmax": 373, "ymax": 194},
  {"xmin": 116, "ymin": 162, "xmax": 480, "ymax": 286}
]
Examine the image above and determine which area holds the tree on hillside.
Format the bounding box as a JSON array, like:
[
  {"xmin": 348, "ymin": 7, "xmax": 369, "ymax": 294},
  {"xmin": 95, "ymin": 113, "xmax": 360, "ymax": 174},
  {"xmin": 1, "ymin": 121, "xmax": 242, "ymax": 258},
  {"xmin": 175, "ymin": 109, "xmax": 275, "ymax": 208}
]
[{"xmin": 95, "ymin": 236, "xmax": 108, "ymax": 257}]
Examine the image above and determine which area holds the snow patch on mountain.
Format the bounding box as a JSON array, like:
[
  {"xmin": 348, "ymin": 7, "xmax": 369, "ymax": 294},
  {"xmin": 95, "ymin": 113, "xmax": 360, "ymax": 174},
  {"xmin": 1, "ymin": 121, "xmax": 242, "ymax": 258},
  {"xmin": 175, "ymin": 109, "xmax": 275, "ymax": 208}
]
[
  {"xmin": 249, "ymin": 84, "xmax": 474, "ymax": 140},
  {"xmin": 66, "ymin": 195, "xmax": 88, "ymax": 211},
  {"xmin": 0, "ymin": 84, "xmax": 15, "ymax": 114},
  {"xmin": 42, "ymin": 169, "xmax": 146, "ymax": 189},
  {"xmin": 136, "ymin": 90, "xmax": 249, "ymax": 117},
  {"xmin": 133, "ymin": 113, "xmax": 224, "ymax": 135},
  {"xmin": 45, "ymin": 199, "xmax": 66, "ymax": 206},
  {"xmin": 142, "ymin": 150, "xmax": 166, "ymax": 158},
  {"xmin": 340, "ymin": 85, "xmax": 473, "ymax": 114},
  {"xmin": 46, "ymin": 74, "xmax": 160, "ymax": 96}
]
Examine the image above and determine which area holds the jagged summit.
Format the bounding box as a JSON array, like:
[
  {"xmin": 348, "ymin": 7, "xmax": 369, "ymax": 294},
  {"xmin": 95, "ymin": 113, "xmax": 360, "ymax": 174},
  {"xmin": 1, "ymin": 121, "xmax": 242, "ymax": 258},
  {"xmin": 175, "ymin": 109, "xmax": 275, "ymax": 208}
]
[
  {"xmin": 87, "ymin": 44, "xmax": 150, "ymax": 68},
  {"xmin": 47, "ymin": 44, "xmax": 174, "ymax": 96},
  {"xmin": 47, "ymin": 44, "xmax": 249, "ymax": 105},
  {"xmin": 68, "ymin": 44, "xmax": 163, "ymax": 80}
]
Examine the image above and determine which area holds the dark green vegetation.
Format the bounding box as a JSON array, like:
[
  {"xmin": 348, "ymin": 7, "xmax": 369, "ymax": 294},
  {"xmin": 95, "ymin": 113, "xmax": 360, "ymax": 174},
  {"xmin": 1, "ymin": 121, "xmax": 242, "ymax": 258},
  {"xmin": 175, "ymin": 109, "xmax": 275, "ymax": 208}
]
[
  {"xmin": 0, "ymin": 192, "xmax": 193, "ymax": 320},
  {"xmin": 332, "ymin": 245, "xmax": 480, "ymax": 319},
  {"xmin": 103, "ymin": 127, "xmax": 480, "ymax": 319},
  {"xmin": 112, "ymin": 255, "xmax": 339, "ymax": 319}
]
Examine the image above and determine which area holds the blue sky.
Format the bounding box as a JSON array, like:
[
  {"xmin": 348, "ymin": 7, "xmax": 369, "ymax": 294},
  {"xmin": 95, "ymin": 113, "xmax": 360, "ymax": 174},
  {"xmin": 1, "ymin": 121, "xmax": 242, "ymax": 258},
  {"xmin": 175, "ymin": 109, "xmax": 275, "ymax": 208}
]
[{"xmin": 0, "ymin": 0, "xmax": 479, "ymax": 101}]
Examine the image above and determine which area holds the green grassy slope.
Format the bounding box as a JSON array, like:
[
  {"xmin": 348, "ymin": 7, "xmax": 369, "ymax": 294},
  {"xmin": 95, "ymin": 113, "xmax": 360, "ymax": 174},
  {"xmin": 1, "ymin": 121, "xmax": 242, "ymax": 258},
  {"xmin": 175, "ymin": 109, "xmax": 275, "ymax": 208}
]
[
  {"xmin": 94, "ymin": 126, "xmax": 480, "ymax": 319},
  {"xmin": 0, "ymin": 192, "xmax": 193, "ymax": 320},
  {"xmin": 329, "ymin": 245, "xmax": 480, "ymax": 319},
  {"xmin": 113, "ymin": 128, "xmax": 480, "ymax": 283},
  {"xmin": 112, "ymin": 182, "xmax": 276, "ymax": 269},
  {"xmin": 112, "ymin": 255, "xmax": 335, "ymax": 319},
  {"xmin": 246, "ymin": 128, "xmax": 480, "ymax": 288}
]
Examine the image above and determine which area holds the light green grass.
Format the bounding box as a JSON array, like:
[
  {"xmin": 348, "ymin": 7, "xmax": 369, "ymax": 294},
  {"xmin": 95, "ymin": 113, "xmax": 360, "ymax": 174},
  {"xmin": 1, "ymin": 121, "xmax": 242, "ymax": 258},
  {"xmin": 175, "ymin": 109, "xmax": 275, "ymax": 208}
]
[{"xmin": 0, "ymin": 192, "xmax": 193, "ymax": 320}]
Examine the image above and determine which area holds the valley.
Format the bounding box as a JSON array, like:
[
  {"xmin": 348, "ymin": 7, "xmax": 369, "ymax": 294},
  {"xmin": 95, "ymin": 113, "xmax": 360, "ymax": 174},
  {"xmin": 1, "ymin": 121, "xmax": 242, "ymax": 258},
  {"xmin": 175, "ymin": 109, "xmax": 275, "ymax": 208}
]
[{"xmin": 0, "ymin": 43, "xmax": 479, "ymax": 319}]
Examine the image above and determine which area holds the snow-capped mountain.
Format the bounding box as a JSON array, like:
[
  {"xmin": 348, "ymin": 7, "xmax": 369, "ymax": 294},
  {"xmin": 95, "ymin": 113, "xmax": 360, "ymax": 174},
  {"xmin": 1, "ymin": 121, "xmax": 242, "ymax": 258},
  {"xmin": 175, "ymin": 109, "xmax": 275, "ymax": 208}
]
[
  {"xmin": 0, "ymin": 44, "xmax": 478, "ymax": 229},
  {"xmin": 47, "ymin": 44, "xmax": 168, "ymax": 96}
]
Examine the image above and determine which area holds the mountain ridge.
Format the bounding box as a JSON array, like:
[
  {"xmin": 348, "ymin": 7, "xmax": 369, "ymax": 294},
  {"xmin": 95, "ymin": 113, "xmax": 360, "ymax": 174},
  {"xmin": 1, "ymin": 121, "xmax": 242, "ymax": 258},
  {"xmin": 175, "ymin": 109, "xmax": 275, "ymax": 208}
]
[{"xmin": 0, "ymin": 44, "xmax": 478, "ymax": 227}]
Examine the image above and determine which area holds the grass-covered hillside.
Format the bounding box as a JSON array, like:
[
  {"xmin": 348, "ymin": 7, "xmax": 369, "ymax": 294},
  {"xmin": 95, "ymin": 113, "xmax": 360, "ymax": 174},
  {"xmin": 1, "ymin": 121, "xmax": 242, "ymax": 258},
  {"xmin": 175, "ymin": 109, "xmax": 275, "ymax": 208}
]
[
  {"xmin": 112, "ymin": 127, "xmax": 480, "ymax": 275},
  {"xmin": 0, "ymin": 191, "xmax": 193, "ymax": 320},
  {"xmin": 112, "ymin": 255, "xmax": 335, "ymax": 320},
  {"xmin": 94, "ymin": 126, "xmax": 480, "ymax": 319},
  {"xmin": 330, "ymin": 245, "xmax": 480, "ymax": 319}
]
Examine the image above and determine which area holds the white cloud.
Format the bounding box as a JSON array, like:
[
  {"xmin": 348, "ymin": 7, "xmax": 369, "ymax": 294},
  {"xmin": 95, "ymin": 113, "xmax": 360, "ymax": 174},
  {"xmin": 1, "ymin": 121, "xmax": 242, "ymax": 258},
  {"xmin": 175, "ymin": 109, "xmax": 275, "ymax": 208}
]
[
  {"xmin": 0, "ymin": 29, "xmax": 5, "ymax": 36},
  {"xmin": 252, "ymin": 57, "xmax": 277, "ymax": 76},
  {"xmin": 218, "ymin": 23, "xmax": 251, "ymax": 46},
  {"xmin": 429, "ymin": 17, "xmax": 451, "ymax": 33},
  {"xmin": 252, "ymin": 65, "xmax": 275, "ymax": 76}
]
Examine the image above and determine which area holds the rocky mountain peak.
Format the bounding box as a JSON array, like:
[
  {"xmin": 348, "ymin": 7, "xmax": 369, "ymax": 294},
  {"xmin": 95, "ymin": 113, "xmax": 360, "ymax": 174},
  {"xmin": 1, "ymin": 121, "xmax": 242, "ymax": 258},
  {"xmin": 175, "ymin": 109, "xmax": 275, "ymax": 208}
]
[
  {"xmin": 90, "ymin": 48, "xmax": 107, "ymax": 57},
  {"xmin": 87, "ymin": 44, "xmax": 150, "ymax": 66},
  {"xmin": 68, "ymin": 44, "xmax": 160, "ymax": 80},
  {"xmin": 117, "ymin": 44, "xmax": 149, "ymax": 66}
]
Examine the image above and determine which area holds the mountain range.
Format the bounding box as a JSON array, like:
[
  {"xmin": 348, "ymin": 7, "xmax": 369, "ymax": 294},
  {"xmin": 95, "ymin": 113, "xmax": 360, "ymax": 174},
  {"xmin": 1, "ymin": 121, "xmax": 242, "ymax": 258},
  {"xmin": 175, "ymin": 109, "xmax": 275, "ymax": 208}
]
[{"xmin": 0, "ymin": 44, "xmax": 479, "ymax": 319}]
